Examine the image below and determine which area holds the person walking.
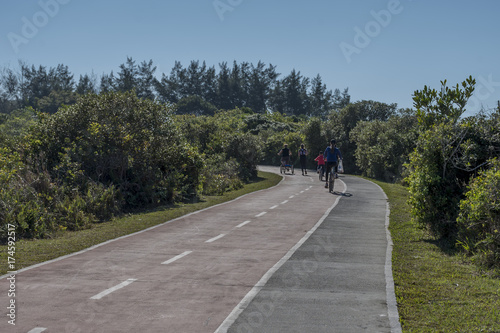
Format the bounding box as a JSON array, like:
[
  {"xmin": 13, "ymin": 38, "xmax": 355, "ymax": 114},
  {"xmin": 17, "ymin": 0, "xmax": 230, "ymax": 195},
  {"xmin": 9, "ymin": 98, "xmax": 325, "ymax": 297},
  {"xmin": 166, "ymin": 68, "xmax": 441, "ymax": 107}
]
[
  {"xmin": 298, "ymin": 143, "xmax": 308, "ymax": 175},
  {"xmin": 324, "ymin": 139, "xmax": 342, "ymax": 188}
]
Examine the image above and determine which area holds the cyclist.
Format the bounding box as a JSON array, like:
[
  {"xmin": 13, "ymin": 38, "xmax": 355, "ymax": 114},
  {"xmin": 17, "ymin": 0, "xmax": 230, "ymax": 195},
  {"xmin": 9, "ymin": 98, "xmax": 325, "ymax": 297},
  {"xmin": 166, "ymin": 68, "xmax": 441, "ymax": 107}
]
[
  {"xmin": 323, "ymin": 139, "xmax": 342, "ymax": 188},
  {"xmin": 298, "ymin": 143, "xmax": 308, "ymax": 175},
  {"xmin": 314, "ymin": 150, "xmax": 325, "ymax": 178},
  {"xmin": 277, "ymin": 144, "xmax": 291, "ymax": 167}
]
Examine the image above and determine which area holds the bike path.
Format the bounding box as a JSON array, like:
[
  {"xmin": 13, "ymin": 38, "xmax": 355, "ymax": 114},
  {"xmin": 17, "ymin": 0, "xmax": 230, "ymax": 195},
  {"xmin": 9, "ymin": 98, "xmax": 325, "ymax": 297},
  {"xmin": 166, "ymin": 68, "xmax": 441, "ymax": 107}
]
[{"xmin": 221, "ymin": 174, "xmax": 402, "ymax": 333}]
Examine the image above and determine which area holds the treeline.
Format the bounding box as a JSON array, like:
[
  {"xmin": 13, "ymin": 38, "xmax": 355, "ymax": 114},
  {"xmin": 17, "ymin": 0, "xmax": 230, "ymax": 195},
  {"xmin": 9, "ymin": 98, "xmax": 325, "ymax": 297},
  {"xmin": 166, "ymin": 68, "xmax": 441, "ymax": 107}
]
[{"xmin": 0, "ymin": 58, "xmax": 350, "ymax": 117}]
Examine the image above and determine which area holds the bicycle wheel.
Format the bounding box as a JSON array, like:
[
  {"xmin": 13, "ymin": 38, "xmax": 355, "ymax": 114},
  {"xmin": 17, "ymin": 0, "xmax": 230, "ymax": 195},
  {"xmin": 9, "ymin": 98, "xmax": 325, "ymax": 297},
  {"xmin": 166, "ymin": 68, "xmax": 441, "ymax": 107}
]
[
  {"xmin": 319, "ymin": 166, "xmax": 323, "ymax": 181},
  {"xmin": 291, "ymin": 165, "xmax": 294, "ymax": 175}
]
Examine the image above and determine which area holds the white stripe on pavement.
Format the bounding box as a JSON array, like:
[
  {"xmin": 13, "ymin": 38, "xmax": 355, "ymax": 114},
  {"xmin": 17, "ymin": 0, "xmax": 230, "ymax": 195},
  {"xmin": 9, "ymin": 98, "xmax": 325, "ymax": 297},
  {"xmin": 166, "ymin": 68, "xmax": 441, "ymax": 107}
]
[
  {"xmin": 205, "ymin": 234, "xmax": 226, "ymax": 243},
  {"xmin": 281, "ymin": 200, "xmax": 289, "ymax": 204},
  {"xmin": 28, "ymin": 329, "xmax": 47, "ymax": 333},
  {"xmin": 269, "ymin": 205, "xmax": 279, "ymax": 210},
  {"xmin": 255, "ymin": 212, "xmax": 267, "ymax": 217},
  {"xmin": 236, "ymin": 221, "xmax": 251, "ymax": 228},
  {"xmin": 161, "ymin": 251, "xmax": 193, "ymax": 265},
  {"xmin": 90, "ymin": 279, "xmax": 137, "ymax": 300}
]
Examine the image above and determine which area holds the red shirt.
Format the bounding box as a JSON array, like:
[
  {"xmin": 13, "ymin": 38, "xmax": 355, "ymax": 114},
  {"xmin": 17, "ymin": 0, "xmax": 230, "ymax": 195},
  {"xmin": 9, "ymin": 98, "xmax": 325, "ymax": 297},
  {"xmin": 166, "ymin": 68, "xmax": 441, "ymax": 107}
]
[{"xmin": 314, "ymin": 155, "xmax": 325, "ymax": 165}]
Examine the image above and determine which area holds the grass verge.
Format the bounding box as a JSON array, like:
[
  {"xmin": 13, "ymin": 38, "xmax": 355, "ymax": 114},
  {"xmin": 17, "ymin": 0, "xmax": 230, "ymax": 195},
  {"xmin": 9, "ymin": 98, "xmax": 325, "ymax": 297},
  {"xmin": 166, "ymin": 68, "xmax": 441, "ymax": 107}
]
[
  {"xmin": 0, "ymin": 170, "xmax": 282, "ymax": 276},
  {"xmin": 372, "ymin": 179, "xmax": 500, "ymax": 333}
]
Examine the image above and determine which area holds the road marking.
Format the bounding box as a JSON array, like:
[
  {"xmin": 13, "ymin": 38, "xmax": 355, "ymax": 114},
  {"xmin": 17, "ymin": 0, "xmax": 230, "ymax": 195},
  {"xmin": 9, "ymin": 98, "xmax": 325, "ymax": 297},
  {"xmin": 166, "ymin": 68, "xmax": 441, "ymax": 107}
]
[
  {"xmin": 28, "ymin": 329, "xmax": 47, "ymax": 333},
  {"xmin": 289, "ymin": 195, "xmax": 294, "ymax": 199},
  {"xmin": 205, "ymin": 234, "xmax": 226, "ymax": 243},
  {"xmin": 236, "ymin": 220, "xmax": 251, "ymax": 228},
  {"xmin": 300, "ymin": 190, "xmax": 304, "ymax": 193},
  {"xmin": 161, "ymin": 251, "xmax": 193, "ymax": 265},
  {"xmin": 269, "ymin": 205, "xmax": 278, "ymax": 210},
  {"xmin": 90, "ymin": 279, "xmax": 137, "ymax": 300},
  {"xmin": 281, "ymin": 200, "xmax": 288, "ymax": 204},
  {"xmin": 215, "ymin": 179, "xmax": 348, "ymax": 333},
  {"xmin": 255, "ymin": 212, "xmax": 267, "ymax": 217}
]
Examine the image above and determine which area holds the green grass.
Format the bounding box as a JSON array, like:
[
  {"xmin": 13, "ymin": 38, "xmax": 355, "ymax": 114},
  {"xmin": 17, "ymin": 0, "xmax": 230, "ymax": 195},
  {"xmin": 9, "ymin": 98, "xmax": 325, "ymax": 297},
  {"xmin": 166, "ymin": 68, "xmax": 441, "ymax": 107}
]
[
  {"xmin": 372, "ymin": 179, "xmax": 500, "ymax": 333},
  {"xmin": 0, "ymin": 171, "xmax": 282, "ymax": 276}
]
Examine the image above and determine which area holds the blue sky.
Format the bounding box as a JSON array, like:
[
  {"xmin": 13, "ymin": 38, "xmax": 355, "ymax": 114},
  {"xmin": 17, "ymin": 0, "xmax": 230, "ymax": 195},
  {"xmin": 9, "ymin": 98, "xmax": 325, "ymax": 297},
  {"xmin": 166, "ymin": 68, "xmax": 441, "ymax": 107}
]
[{"xmin": 1, "ymin": 0, "xmax": 499, "ymax": 117}]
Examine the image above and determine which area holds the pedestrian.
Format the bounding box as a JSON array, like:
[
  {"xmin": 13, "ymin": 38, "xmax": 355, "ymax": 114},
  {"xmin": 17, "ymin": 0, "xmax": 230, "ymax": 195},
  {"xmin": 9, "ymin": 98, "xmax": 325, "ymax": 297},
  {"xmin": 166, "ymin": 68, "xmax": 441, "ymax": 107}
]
[
  {"xmin": 298, "ymin": 143, "xmax": 308, "ymax": 175},
  {"xmin": 324, "ymin": 139, "xmax": 342, "ymax": 188}
]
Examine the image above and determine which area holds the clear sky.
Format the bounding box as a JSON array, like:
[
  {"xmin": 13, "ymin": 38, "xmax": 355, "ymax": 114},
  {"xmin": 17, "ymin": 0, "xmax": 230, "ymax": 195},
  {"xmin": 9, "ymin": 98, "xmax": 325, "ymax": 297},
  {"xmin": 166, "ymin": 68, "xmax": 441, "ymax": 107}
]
[{"xmin": 1, "ymin": 0, "xmax": 499, "ymax": 117}]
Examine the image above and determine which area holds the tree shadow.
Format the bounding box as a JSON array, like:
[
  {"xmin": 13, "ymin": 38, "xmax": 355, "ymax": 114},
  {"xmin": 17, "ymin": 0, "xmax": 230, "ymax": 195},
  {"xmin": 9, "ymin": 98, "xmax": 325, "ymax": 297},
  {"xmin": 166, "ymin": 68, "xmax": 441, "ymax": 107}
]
[{"xmin": 422, "ymin": 236, "xmax": 460, "ymax": 256}]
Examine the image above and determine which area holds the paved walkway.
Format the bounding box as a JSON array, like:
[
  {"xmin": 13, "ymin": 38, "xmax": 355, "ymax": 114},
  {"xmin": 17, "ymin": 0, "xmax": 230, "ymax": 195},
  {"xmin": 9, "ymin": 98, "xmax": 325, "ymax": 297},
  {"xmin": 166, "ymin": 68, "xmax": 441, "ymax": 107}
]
[
  {"xmin": 0, "ymin": 166, "xmax": 401, "ymax": 333},
  {"xmin": 220, "ymin": 172, "xmax": 401, "ymax": 333}
]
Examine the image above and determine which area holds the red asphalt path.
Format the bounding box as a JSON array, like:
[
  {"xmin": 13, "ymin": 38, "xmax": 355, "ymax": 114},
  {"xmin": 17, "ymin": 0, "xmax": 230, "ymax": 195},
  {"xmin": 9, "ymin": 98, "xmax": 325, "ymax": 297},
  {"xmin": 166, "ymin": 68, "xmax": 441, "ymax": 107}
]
[{"xmin": 0, "ymin": 166, "xmax": 346, "ymax": 333}]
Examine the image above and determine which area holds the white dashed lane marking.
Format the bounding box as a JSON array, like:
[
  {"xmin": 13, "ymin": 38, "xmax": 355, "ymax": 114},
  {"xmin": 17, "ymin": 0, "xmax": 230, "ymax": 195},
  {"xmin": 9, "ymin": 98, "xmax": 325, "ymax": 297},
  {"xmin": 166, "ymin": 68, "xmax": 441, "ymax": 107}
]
[
  {"xmin": 90, "ymin": 279, "xmax": 137, "ymax": 300},
  {"xmin": 205, "ymin": 234, "xmax": 226, "ymax": 243},
  {"xmin": 236, "ymin": 220, "xmax": 251, "ymax": 228},
  {"xmin": 161, "ymin": 251, "xmax": 193, "ymax": 265},
  {"xmin": 28, "ymin": 329, "xmax": 47, "ymax": 333},
  {"xmin": 255, "ymin": 212, "xmax": 267, "ymax": 217},
  {"xmin": 281, "ymin": 200, "xmax": 288, "ymax": 204},
  {"xmin": 269, "ymin": 205, "xmax": 279, "ymax": 210}
]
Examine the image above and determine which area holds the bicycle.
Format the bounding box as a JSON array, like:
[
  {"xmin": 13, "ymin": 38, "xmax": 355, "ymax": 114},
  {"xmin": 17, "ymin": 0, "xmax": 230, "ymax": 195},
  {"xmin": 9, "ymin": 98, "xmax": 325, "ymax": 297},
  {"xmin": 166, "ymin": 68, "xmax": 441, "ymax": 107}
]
[
  {"xmin": 328, "ymin": 166, "xmax": 335, "ymax": 193},
  {"xmin": 317, "ymin": 165, "xmax": 324, "ymax": 181}
]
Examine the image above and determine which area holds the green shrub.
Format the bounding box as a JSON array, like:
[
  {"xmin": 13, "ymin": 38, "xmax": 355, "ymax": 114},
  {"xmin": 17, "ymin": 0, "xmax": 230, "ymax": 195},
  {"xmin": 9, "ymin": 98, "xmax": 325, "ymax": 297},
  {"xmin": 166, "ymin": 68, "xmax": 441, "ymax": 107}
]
[
  {"xmin": 406, "ymin": 123, "xmax": 463, "ymax": 239},
  {"xmin": 457, "ymin": 158, "xmax": 500, "ymax": 268},
  {"xmin": 351, "ymin": 111, "xmax": 418, "ymax": 182},
  {"xmin": 28, "ymin": 91, "xmax": 202, "ymax": 207},
  {"xmin": 200, "ymin": 156, "xmax": 243, "ymax": 195}
]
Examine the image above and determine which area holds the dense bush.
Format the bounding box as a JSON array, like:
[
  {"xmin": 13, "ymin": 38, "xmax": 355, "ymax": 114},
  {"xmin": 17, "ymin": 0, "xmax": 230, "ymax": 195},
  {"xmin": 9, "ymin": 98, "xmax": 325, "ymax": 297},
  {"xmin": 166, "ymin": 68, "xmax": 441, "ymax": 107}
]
[
  {"xmin": 457, "ymin": 158, "xmax": 500, "ymax": 268},
  {"xmin": 351, "ymin": 110, "xmax": 418, "ymax": 182},
  {"xmin": 326, "ymin": 100, "xmax": 398, "ymax": 174},
  {"xmin": 1, "ymin": 91, "xmax": 205, "ymax": 241},
  {"xmin": 28, "ymin": 91, "xmax": 202, "ymax": 206},
  {"xmin": 406, "ymin": 123, "xmax": 465, "ymax": 238},
  {"xmin": 200, "ymin": 155, "xmax": 242, "ymax": 195}
]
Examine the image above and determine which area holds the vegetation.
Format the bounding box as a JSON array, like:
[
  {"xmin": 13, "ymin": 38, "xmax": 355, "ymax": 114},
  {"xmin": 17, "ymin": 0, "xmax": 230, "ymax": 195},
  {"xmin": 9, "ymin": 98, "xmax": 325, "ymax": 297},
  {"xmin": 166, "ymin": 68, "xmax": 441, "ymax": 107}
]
[{"xmin": 376, "ymin": 179, "xmax": 500, "ymax": 332}]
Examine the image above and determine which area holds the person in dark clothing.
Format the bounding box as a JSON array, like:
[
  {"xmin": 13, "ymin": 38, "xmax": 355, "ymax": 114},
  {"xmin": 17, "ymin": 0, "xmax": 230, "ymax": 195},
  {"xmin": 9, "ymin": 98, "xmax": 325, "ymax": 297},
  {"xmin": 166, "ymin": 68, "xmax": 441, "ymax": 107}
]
[
  {"xmin": 278, "ymin": 144, "xmax": 291, "ymax": 166},
  {"xmin": 298, "ymin": 143, "xmax": 308, "ymax": 175},
  {"xmin": 323, "ymin": 139, "xmax": 342, "ymax": 188}
]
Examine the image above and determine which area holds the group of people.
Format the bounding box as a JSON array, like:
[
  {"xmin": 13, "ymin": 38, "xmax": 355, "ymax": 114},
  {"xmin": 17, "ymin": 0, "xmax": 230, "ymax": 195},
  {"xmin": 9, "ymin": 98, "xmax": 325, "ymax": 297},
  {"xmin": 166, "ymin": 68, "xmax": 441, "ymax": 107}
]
[{"xmin": 278, "ymin": 139, "xmax": 342, "ymax": 188}]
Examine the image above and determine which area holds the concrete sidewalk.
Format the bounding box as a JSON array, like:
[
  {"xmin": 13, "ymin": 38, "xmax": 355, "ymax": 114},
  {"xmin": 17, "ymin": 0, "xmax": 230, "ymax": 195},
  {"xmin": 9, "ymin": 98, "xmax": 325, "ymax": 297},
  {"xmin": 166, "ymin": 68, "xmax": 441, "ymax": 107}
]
[{"xmin": 222, "ymin": 175, "xmax": 402, "ymax": 333}]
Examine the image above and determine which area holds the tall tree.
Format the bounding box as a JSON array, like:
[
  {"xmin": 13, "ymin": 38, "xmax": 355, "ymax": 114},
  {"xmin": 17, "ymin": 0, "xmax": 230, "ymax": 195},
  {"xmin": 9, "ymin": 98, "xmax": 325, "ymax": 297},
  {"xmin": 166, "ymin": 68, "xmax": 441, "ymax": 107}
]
[
  {"xmin": 115, "ymin": 57, "xmax": 138, "ymax": 93},
  {"xmin": 76, "ymin": 73, "xmax": 97, "ymax": 95},
  {"xmin": 309, "ymin": 74, "xmax": 333, "ymax": 118},
  {"xmin": 99, "ymin": 72, "xmax": 115, "ymax": 93},
  {"xmin": 217, "ymin": 62, "xmax": 232, "ymax": 110},
  {"xmin": 136, "ymin": 59, "xmax": 157, "ymax": 100},
  {"xmin": 283, "ymin": 69, "xmax": 310, "ymax": 116}
]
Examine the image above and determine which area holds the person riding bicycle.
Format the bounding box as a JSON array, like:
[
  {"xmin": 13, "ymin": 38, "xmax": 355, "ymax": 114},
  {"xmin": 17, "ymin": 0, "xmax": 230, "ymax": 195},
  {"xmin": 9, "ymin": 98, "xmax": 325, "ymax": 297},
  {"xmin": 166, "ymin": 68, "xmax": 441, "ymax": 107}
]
[
  {"xmin": 314, "ymin": 150, "xmax": 325, "ymax": 177},
  {"xmin": 323, "ymin": 139, "xmax": 342, "ymax": 188},
  {"xmin": 278, "ymin": 144, "xmax": 291, "ymax": 167}
]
